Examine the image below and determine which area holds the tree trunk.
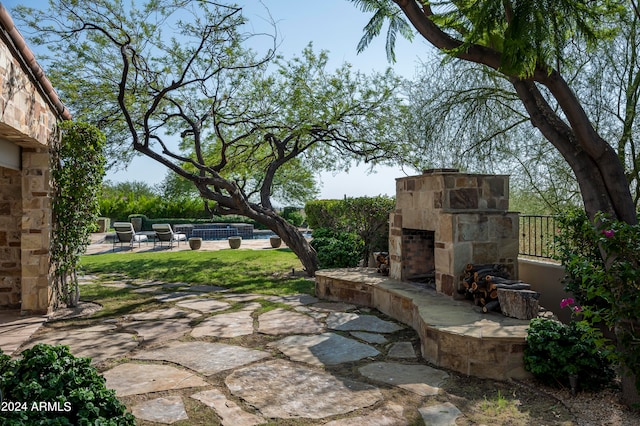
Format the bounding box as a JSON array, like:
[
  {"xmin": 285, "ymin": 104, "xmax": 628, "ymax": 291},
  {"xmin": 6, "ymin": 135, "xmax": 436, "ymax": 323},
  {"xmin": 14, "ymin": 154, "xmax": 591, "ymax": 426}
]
[
  {"xmin": 617, "ymin": 320, "xmax": 640, "ymax": 408},
  {"xmin": 275, "ymin": 224, "xmax": 318, "ymax": 277},
  {"xmin": 250, "ymin": 209, "xmax": 318, "ymax": 276},
  {"xmin": 510, "ymin": 78, "xmax": 637, "ymax": 225},
  {"xmin": 71, "ymin": 270, "xmax": 80, "ymax": 307},
  {"xmin": 394, "ymin": 0, "xmax": 638, "ymax": 225}
]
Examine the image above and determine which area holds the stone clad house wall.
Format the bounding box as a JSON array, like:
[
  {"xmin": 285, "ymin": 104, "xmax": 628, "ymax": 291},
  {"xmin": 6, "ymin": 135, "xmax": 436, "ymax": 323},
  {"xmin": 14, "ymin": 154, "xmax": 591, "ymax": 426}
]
[{"xmin": 0, "ymin": 5, "xmax": 71, "ymax": 314}]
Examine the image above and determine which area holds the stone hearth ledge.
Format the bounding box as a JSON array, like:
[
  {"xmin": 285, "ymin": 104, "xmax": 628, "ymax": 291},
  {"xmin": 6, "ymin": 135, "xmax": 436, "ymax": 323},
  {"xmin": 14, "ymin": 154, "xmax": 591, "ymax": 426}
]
[{"xmin": 315, "ymin": 267, "xmax": 532, "ymax": 381}]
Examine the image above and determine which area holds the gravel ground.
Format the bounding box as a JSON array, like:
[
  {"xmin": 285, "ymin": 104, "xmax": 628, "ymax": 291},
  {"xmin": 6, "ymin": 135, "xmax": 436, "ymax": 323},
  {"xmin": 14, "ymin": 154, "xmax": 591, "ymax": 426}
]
[{"xmin": 522, "ymin": 380, "xmax": 640, "ymax": 426}]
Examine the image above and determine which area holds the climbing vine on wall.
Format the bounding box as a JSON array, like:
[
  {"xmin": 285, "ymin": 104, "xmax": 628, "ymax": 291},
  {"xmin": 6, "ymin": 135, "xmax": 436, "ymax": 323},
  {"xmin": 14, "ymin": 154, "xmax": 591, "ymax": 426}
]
[{"xmin": 50, "ymin": 121, "xmax": 106, "ymax": 308}]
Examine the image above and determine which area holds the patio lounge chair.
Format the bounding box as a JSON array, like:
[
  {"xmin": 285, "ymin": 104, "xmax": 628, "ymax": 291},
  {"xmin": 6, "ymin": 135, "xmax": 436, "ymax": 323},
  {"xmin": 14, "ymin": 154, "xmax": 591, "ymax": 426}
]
[
  {"xmin": 113, "ymin": 222, "xmax": 148, "ymax": 251},
  {"xmin": 152, "ymin": 223, "xmax": 187, "ymax": 248}
]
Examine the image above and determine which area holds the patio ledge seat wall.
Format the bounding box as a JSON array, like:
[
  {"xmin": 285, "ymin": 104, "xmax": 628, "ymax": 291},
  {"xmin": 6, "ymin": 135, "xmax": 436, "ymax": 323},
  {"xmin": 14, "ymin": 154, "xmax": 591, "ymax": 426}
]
[{"xmin": 315, "ymin": 267, "xmax": 532, "ymax": 381}]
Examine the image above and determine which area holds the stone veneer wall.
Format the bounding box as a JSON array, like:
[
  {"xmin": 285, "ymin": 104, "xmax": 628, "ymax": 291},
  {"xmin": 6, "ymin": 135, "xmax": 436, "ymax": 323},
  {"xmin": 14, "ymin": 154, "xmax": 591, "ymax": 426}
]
[
  {"xmin": 389, "ymin": 170, "xmax": 519, "ymax": 296},
  {"xmin": 0, "ymin": 167, "xmax": 21, "ymax": 308},
  {"xmin": 20, "ymin": 147, "xmax": 53, "ymax": 313},
  {"xmin": 0, "ymin": 37, "xmax": 59, "ymax": 313}
]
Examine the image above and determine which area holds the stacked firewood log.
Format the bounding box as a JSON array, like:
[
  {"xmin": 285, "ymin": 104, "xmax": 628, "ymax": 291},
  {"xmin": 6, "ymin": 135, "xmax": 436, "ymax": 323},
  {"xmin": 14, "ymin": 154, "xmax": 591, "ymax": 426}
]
[{"xmin": 460, "ymin": 263, "xmax": 531, "ymax": 313}]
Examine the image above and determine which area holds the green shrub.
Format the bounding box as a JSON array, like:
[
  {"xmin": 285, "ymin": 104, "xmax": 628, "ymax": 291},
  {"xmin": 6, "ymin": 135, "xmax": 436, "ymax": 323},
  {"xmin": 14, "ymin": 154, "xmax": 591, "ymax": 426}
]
[
  {"xmin": 304, "ymin": 200, "xmax": 345, "ymax": 229},
  {"xmin": 341, "ymin": 196, "xmax": 394, "ymax": 264},
  {"xmin": 305, "ymin": 196, "xmax": 394, "ymax": 266},
  {"xmin": 311, "ymin": 228, "xmax": 363, "ymax": 268},
  {"xmin": 0, "ymin": 344, "xmax": 135, "ymax": 425},
  {"xmin": 99, "ymin": 194, "xmax": 210, "ymax": 222},
  {"xmin": 282, "ymin": 207, "xmax": 305, "ymax": 227},
  {"xmin": 286, "ymin": 211, "xmax": 305, "ymax": 227},
  {"xmin": 524, "ymin": 317, "xmax": 614, "ymax": 391}
]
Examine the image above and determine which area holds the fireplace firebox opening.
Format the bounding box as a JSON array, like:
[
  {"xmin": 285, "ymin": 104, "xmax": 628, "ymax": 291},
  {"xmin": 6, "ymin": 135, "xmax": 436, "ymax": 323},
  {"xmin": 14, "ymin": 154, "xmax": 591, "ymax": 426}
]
[
  {"xmin": 389, "ymin": 169, "xmax": 519, "ymax": 298},
  {"xmin": 401, "ymin": 228, "xmax": 435, "ymax": 286}
]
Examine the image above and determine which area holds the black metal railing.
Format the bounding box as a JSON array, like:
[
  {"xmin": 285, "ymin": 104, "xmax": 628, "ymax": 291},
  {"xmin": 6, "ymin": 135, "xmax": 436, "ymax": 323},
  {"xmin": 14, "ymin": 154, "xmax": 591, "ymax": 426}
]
[{"xmin": 519, "ymin": 215, "xmax": 558, "ymax": 259}]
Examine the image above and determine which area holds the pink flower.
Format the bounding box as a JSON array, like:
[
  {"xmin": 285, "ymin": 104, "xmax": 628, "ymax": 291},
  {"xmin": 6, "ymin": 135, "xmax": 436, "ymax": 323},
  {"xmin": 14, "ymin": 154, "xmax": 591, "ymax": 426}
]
[
  {"xmin": 602, "ymin": 229, "xmax": 614, "ymax": 238},
  {"xmin": 573, "ymin": 305, "xmax": 583, "ymax": 313},
  {"xmin": 560, "ymin": 298, "xmax": 575, "ymax": 309}
]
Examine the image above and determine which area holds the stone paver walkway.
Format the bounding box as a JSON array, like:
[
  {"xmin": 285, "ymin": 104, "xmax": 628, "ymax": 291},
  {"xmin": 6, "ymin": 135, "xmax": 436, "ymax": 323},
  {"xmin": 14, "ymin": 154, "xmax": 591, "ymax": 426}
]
[
  {"xmin": 1, "ymin": 275, "xmax": 465, "ymax": 425},
  {"xmin": 0, "ymin": 311, "xmax": 48, "ymax": 354}
]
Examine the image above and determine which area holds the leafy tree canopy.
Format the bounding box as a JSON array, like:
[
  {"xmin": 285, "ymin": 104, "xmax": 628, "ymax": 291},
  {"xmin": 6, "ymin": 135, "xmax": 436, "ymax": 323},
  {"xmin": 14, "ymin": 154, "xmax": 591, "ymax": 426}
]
[
  {"xmin": 351, "ymin": 0, "xmax": 636, "ymax": 226},
  {"xmin": 354, "ymin": 0, "xmax": 621, "ymax": 76},
  {"xmin": 102, "ymin": 180, "xmax": 158, "ymax": 198},
  {"xmin": 14, "ymin": 0, "xmax": 409, "ymax": 274},
  {"xmin": 399, "ymin": 4, "xmax": 640, "ymax": 213}
]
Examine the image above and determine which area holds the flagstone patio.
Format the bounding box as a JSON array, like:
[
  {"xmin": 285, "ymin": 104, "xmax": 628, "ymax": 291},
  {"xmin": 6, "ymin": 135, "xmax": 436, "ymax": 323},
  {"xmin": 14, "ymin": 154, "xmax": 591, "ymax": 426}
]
[{"xmin": 1, "ymin": 274, "xmax": 463, "ymax": 425}]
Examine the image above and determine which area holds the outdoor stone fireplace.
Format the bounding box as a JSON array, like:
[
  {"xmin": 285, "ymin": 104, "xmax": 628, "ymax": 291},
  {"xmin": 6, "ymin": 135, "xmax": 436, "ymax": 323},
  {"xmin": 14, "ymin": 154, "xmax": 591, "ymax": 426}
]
[
  {"xmin": 315, "ymin": 169, "xmax": 532, "ymax": 381},
  {"xmin": 389, "ymin": 169, "xmax": 519, "ymax": 297}
]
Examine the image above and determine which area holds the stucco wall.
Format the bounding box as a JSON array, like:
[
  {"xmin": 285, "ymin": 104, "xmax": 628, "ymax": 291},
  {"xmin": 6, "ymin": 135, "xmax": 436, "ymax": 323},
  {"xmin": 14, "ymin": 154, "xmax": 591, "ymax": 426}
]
[{"xmin": 518, "ymin": 257, "xmax": 572, "ymax": 324}]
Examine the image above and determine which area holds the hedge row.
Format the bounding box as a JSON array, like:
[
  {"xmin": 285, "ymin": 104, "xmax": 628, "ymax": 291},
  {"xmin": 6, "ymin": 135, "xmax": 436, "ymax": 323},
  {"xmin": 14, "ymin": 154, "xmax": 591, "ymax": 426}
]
[
  {"xmin": 305, "ymin": 196, "xmax": 395, "ymax": 268},
  {"xmin": 123, "ymin": 214, "xmax": 258, "ymax": 232},
  {"xmin": 99, "ymin": 195, "xmax": 210, "ymax": 223}
]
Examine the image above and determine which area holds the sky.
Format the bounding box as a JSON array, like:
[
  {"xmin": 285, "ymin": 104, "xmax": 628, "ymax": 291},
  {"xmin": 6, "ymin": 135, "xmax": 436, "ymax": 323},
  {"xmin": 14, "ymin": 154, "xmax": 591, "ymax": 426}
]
[{"xmin": 4, "ymin": 0, "xmax": 436, "ymax": 200}]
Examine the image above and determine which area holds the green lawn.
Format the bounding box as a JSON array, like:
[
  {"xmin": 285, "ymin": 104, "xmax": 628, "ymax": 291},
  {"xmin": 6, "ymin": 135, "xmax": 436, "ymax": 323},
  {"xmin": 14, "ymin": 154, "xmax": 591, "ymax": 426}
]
[{"xmin": 80, "ymin": 248, "xmax": 312, "ymax": 295}]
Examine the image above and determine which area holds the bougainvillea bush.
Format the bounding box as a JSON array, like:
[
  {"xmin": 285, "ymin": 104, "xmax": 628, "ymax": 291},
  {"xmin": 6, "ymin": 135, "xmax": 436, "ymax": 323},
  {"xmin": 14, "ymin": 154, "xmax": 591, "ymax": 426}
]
[{"xmin": 555, "ymin": 209, "xmax": 640, "ymax": 399}]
